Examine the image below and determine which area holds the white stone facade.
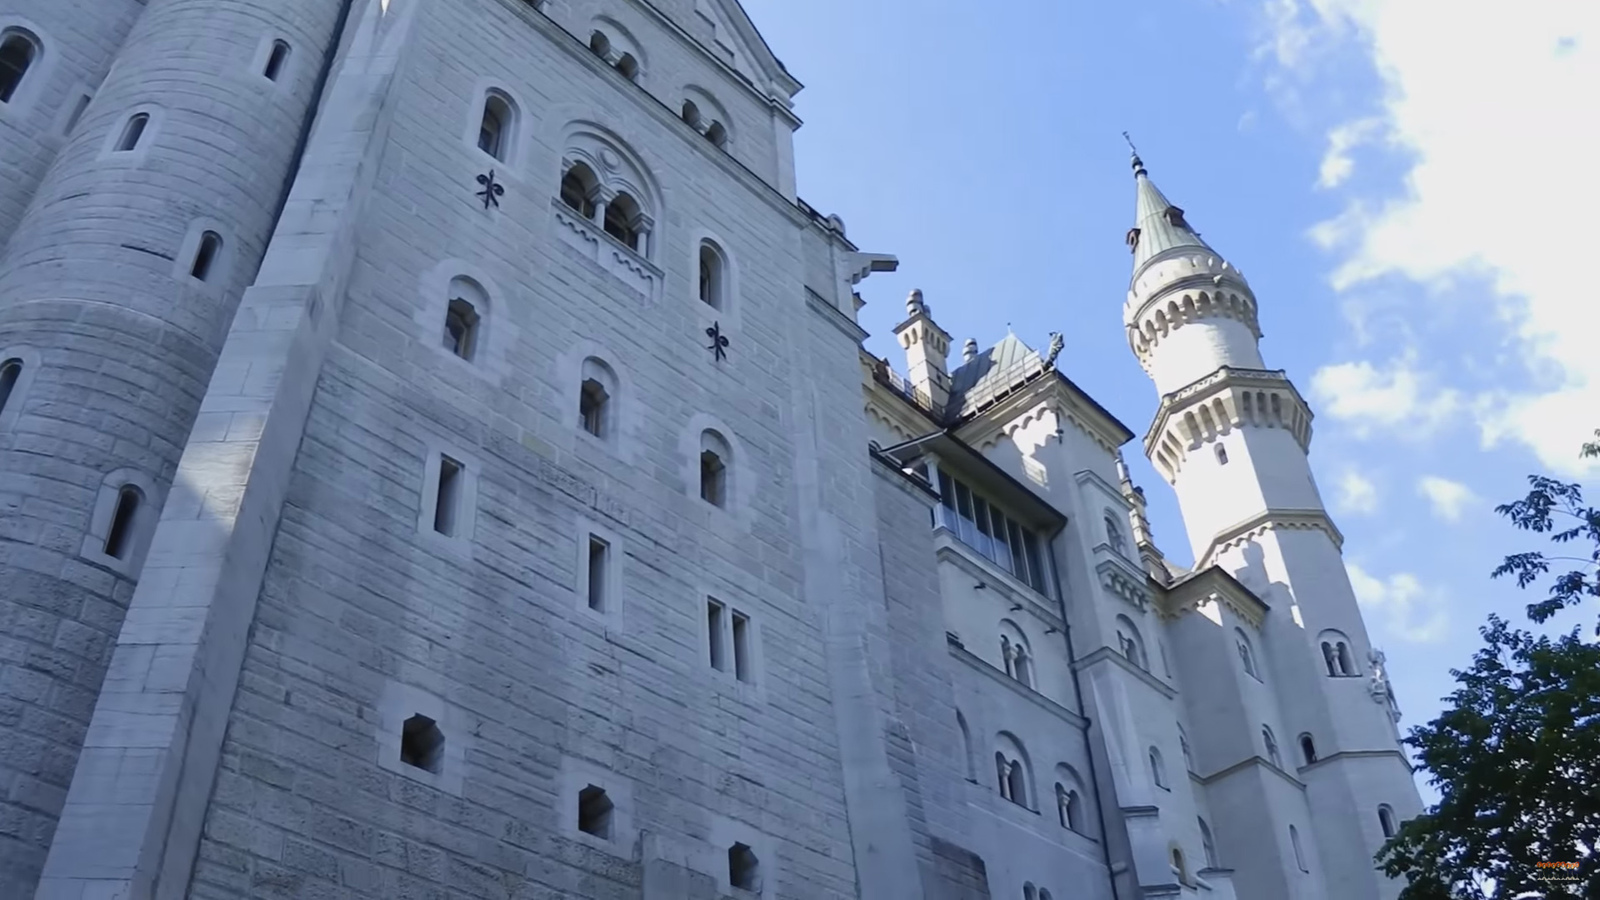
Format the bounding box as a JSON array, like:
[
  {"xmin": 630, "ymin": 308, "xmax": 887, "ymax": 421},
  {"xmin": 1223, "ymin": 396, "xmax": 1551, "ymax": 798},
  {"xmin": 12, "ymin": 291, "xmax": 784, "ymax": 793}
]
[{"xmin": 0, "ymin": 1, "xmax": 1419, "ymax": 898}]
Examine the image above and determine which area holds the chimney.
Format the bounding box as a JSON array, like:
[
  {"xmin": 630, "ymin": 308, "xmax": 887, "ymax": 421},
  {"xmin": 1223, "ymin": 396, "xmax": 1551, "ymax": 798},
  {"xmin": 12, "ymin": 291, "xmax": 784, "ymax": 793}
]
[{"xmin": 892, "ymin": 289, "xmax": 951, "ymax": 414}]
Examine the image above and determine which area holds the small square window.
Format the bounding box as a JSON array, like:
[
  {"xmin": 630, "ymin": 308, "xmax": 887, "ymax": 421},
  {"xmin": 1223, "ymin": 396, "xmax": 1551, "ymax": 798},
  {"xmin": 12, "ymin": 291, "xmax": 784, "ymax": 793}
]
[{"xmin": 578, "ymin": 784, "xmax": 613, "ymax": 839}]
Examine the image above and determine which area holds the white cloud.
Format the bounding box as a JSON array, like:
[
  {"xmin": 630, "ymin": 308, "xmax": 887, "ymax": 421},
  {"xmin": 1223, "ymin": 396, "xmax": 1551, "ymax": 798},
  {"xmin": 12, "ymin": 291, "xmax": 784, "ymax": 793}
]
[
  {"xmin": 1262, "ymin": 0, "xmax": 1600, "ymax": 477},
  {"xmin": 1416, "ymin": 476, "xmax": 1481, "ymax": 523},
  {"xmin": 1334, "ymin": 470, "xmax": 1379, "ymax": 514},
  {"xmin": 1346, "ymin": 561, "xmax": 1448, "ymax": 643},
  {"xmin": 1309, "ymin": 354, "xmax": 1460, "ymax": 436},
  {"xmin": 1316, "ymin": 118, "xmax": 1382, "ymax": 189}
]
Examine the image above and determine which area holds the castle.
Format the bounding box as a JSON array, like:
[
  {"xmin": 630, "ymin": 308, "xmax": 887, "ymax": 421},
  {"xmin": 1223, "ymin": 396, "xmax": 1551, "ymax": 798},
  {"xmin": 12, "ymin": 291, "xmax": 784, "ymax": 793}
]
[{"xmin": 0, "ymin": 0, "xmax": 1422, "ymax": 897}]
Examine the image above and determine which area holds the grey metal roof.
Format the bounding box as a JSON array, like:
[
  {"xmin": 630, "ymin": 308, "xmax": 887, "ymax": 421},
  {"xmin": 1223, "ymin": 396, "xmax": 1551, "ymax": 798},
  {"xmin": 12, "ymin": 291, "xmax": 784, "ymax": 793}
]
[
  {"xmin": 947, "ymin": 333, "xmax": 1047, "ymax": 419},
  {"xmin": 1128, "ymin": 155, "xmax": 1214, "ymax": 280}
]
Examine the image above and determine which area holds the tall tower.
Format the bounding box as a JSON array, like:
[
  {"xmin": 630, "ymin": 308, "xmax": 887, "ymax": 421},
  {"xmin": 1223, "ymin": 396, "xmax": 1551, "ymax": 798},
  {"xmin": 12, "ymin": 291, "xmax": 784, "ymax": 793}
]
[
  {"xmin": 1123, "ymin": 151, "xmax": 1422, "ymax": 899},
  {"xmin": 0, "ymin": 0, "xmax": 347, "ymax": 893}
]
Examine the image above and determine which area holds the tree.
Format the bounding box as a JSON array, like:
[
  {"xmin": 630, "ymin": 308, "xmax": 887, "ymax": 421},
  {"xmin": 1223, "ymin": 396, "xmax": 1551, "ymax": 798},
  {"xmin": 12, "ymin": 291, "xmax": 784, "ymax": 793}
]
[
  {"xmin": 1376, "ymin": 429, "xmax": 1600, "ymax": 898},
  {"xmin": 1376, "ymin": 616, "xmax": 1600, "ymax": 898},
  {"xmin": 1492, "ymin": 429, "xmax": 1600, "ymax": 632}
]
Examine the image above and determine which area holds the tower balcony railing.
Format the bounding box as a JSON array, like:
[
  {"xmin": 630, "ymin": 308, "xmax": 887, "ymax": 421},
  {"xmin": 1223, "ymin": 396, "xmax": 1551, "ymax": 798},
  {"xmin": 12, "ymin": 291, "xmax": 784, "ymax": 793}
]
[{"xmin": 870, "ymin": 357, "xmax": 937, "ymax": 415}]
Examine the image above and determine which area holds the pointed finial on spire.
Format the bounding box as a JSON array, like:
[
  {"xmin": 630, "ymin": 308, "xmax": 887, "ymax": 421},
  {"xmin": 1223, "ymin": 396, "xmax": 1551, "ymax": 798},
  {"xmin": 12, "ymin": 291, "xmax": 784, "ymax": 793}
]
[{"xmin": 1123, "ymin": 131, "xmax": 1147, "ymax": 178}]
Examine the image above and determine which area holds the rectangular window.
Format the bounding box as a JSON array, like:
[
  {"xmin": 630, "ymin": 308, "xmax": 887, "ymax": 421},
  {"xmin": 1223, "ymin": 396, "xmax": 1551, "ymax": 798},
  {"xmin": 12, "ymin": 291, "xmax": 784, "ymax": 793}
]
[
  {"xmin": 731, "ymin": 611, "xmax": 751, "ymax": 683},
  {"xmin": 587, "ymin": 536, "xmax": 609, "ymax": 611},
  {"xmin": 433, "ymin": 456, "xmax": 463, "ymax": 536},
  {"xmin": 934, "ymin": 470, "xmax": 1053, "ymax": 598},
  {"xmin": 707, "ymin": 598, "xmax": 726, "ymax": 671}
]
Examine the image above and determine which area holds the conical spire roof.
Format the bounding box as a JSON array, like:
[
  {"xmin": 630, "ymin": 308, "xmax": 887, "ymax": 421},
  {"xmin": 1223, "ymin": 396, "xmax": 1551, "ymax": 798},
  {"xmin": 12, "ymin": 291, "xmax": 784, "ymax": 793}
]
[{"xmin": 1126, "ymin": 152, "xmax": 1214, "ymax": 279}]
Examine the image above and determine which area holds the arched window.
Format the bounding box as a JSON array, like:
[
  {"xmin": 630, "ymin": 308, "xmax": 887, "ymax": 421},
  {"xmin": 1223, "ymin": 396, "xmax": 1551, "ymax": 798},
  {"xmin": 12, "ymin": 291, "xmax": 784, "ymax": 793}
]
[
  {"xmin": 1289, "ymin": 824, "xmax": 1308, "ymax": 872},
  {"xmin": 681, "ymin": 99, "xmax": 701, "ymax": 129},
  {"xmin": 1178, "ymin": 725, "xmax": 1194, "ymax": 772},
  {"xmin": 999, "ymin": 621, "xmax": 1033, "ymax": 689},
  {"xmin": 699, "ymin": 430, "xmax": 730, "ymax": 507},
  {"xmin": 190, "ymin": 231, "xmax": 223, "ymax": 281},
  {"xmin": 1149, "ymin": 746, "xmax": 1167, "ymax": 789},
  {"xmin": 560, "ymin": 162, "xmax": 599, "ymax": 219},
  {"xmin": 115, "ymin": 113, "xmax": 149, "ymax": 152},
  {"xmin": 1262, "ymin": 726, "xmax": 1281, "ymax": 769},
  {"xmin": 589, "ymin": 31, "xmax": 611, "ymax": 57},
  {"xmin": 0, "ymin": 28, "xmax": 40, "ymax": 104},
  {"xmin": 1199, "ymin": 817, "xmax": 1218, "ymax": 868},
  {"xmin": 264, "ymin": 40, "xmax": 291, "ymax": 81},
  {"xmin": 1170, "ymin": 846, "xmax": 1189, "ymax": 884},
  {"xmin": 698, "ymin": 241, "xmax": 726, "ymax": 308},
  {"xmin": 1022, "ymin": 885, "xmax": 1037, "ymax": 900},
  {"xmin": 1299, "ymin": 733, "xmax": 1317, "ymax": 765},
  {"xmin": 615, "ymin": 53, "xmax": 638, "ymax": 81},
  {"xmin": 478, "ymin": 91, "xmax": 514, "ymax": 161},
  {"xmin": 1214, "ymin": 443, "xmax": 1229, "ymax": 465},
  {"xmin": 995, "ymin": 734, "xmax": 1031, "ymax": 808},
  {"xmin": 603, "ymin": 192, "xmax": 643, "ymax": 251},
  {"xmin": 1319, "ymin": 630, "xmax": 1357, "ymax": 676},
  {"xmin": 1054, "ymin": 764, "xmax": 1085, "ymax": 833},
  {"xmin": 103, "ymin": 486, "xmax": 143, "ymax": 560},
  {"xmin": 578, "ymin": 357, "xmax": 617, "ymax": 438},
  {"xmin": 1378, "ymin": 805, "xmax": 1397, "ymax": 839},
  {"xmin": 1039, "ymin": 890, "xmax": 1053, "ymax": 900},
  {"xmin": 0, "ymin": 358, "xmax": 23, "ymax": 420},
  {"xmin": 1114, "ymin": 615, "xmax": 1147, "ymax": 670},
  {"xmin": 705, "ymin": 120, "xmax": 728, "ymax": 148},
  {"xmin": 1235, "ymin": 628, "xmax": 1259, "ymax": 679},
  {"xmin": 442, "ymin": 276, "xmax": 486, "ymax": 362},
  {"xmin": 1104, "ymin": 513, "xmax": 1126, "ymax": 554}
]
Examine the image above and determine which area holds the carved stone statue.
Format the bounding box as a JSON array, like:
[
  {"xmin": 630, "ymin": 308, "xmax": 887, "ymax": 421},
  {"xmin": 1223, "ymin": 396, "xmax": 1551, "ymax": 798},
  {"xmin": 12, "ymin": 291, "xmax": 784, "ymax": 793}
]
[{"xmin": 1045, "ymin": 331, "xmax": 1064, "ymax": 368}]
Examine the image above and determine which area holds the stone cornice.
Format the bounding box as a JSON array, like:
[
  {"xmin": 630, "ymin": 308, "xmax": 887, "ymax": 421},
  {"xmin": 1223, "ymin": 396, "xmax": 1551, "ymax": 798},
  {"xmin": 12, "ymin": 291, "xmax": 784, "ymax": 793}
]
[
  {"xmin": 1073, "ymin": 647, "xmax": 1178, "ymax": 700},
  {"xmin": 1142, "ymin": 367, "xmax": 1316, "ymax": 483},
  {"xmin": 1195, "ymin": 508, "xmax": 1344, "ymax": 571},
  {"xmin": 1191, "ymin": 754, "xmax": 1305, "ymax": 792},
  {"xmin": 934, "ymin": 541, "xmax": 1063, "ymax": 629},
  {"xmin": 1158, "ymin": 566, "xmax": 1270, "ymax": 630},
  {"xmin": 950, "ymin": 645, "xmax": 1090, "ymax": 730},
  {"xmin": 1295, "ymin": 748, "xmax": 1413, "ymax": 773},
  {"xmin": 806, "ymin": 287, "xmax": 868, "ymax": 343},
  {"xmin": 1126, "ymin": 281, "xmax": 1262, "ymax": 371}
]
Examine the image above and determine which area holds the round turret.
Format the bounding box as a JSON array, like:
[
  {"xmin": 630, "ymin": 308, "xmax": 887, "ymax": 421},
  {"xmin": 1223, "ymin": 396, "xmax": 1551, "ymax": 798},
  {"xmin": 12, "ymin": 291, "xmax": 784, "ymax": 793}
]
[{"xmin": 0, "ymin": 0, "xmax": 347, "ymax": 891}]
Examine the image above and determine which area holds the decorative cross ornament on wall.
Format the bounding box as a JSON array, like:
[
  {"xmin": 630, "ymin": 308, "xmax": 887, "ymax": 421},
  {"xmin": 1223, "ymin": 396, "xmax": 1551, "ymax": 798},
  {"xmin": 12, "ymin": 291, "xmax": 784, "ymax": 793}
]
[
  {"xmin": 476, "ymin": 170, "xmax": 504, "ymax": 209},
  {"xmin": 705, "ymin": 322, "xmax": 729, "ymax": 362}
]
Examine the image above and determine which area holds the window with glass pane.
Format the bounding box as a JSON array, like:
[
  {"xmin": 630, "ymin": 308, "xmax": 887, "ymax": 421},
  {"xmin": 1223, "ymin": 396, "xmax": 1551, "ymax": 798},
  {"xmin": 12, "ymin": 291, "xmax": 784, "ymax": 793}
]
[{"xmin": 932, "ymin": 469, "xmax": 1053, "ymax": 597}]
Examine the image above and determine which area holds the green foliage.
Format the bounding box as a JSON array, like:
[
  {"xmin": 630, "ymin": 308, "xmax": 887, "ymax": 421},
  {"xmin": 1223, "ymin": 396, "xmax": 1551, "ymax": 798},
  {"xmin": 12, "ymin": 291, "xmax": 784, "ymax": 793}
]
[
  {"xmin": 1376, "ymin": 617, "xmax": 1600, "ymax": 898},
  {"xmin": 1492, "ymin": 430, "xmax": 1600, "ymax": 633},
  {"xmin": 1377, "ymin": 429, "xmax": 1600, "ymax": 899}
]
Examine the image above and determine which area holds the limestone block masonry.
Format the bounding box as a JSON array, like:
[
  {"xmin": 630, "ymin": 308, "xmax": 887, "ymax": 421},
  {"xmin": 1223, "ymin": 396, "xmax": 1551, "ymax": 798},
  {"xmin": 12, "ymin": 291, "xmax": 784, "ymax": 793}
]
[
  {"xmin": 0, "ymin": 0, "xmax": 346, "ymax": 890},
  {"xmin": 0, "ymin": 1, "xmax": 1423, "ymax": 899}
]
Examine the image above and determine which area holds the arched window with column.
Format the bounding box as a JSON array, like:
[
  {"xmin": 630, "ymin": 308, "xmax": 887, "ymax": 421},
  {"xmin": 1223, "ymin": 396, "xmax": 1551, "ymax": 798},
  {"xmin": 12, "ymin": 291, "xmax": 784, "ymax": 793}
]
[
  {"xmin": 1319, "ymin": 629, "xmax": 1358, "ymax": 676},
  {"xmin": 1054, "ymin": 763, "xmax": 1086, "ymax": 833},
  {"xmin": 559, "ymin": 126, "xmax": 660, "ymax": 263},
  {"xmin": 1235, "ymin": 627, "xmax": 1260, "ymax": 679},
  {"xmin": 994, "ymin": 733, "xmax": 1032, "ymax": 809},
  {"xmin": 1263, "ymin": 726, "xmax": 1282, "ymax": 769},
  {"xmin": 1114, "ymin": 615, "xmax": 1147, "ymax": 670},
  {"xmin": 999, "ymin": 620, "xmax": 1034, "ymax": 689}
]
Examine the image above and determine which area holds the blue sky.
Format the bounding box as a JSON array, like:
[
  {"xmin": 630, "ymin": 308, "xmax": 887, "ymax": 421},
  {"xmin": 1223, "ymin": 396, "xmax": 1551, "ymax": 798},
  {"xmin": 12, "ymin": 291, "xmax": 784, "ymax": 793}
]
[{"xmin": 740, "ymin": 0, "xmax": 1600, "ymax": 793}]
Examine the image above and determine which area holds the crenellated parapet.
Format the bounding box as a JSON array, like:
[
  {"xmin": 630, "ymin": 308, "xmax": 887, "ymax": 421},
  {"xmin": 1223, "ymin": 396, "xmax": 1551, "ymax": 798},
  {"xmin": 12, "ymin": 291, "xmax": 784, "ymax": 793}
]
[
  {"xmin": 1142, "ymin": 366, "xmax": 1314, "ymax": 482},
  {"xmin": 1124, "ymin": 253, "xmax": 1261, "ymax": 372}
]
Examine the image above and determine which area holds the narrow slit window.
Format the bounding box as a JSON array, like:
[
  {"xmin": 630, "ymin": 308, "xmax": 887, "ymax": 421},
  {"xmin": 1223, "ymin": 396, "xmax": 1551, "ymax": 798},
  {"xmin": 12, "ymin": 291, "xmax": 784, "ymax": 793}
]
[
  {"xmin": 115, "ymin": 113, "xmax": 149, "ymax": 152},
  {"xmin": 0, "ymin": 31, "xmax": 37, "ymax": 104},
  {"xmin": 731, "ymin": 610, "xmax": 751, "ymax": 682},
  {"xmin": 190, "ymin": 231, "xmax": 222, "ymax": 281},
  {"xmin": 64, "ymin": 93, "xmax": 91, "ymax": 134},
  {"xmin": 0, "ymin": 358, "xmax": 21, "ymax": 419},
  {"xmin": 586, "ymin": 535, "xmax": 609, "ymax": 611},
  {"xmin": 706, "ymin": 599, "xmax": 726, "ymax": 671},
  {"xmin": 103, "ymin": 486, "xmax": 141, "ymax": 559},
  {"xmin": 578, "ymin": 785, "xmax": 613, "ymax": 839},
  {"xmin": 264, "ymin": 40, "xmax": 291, "ymax": 81},
  {"xmin": 433, "ymin": 455, "xmax": 463, "ymax": 536}
]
